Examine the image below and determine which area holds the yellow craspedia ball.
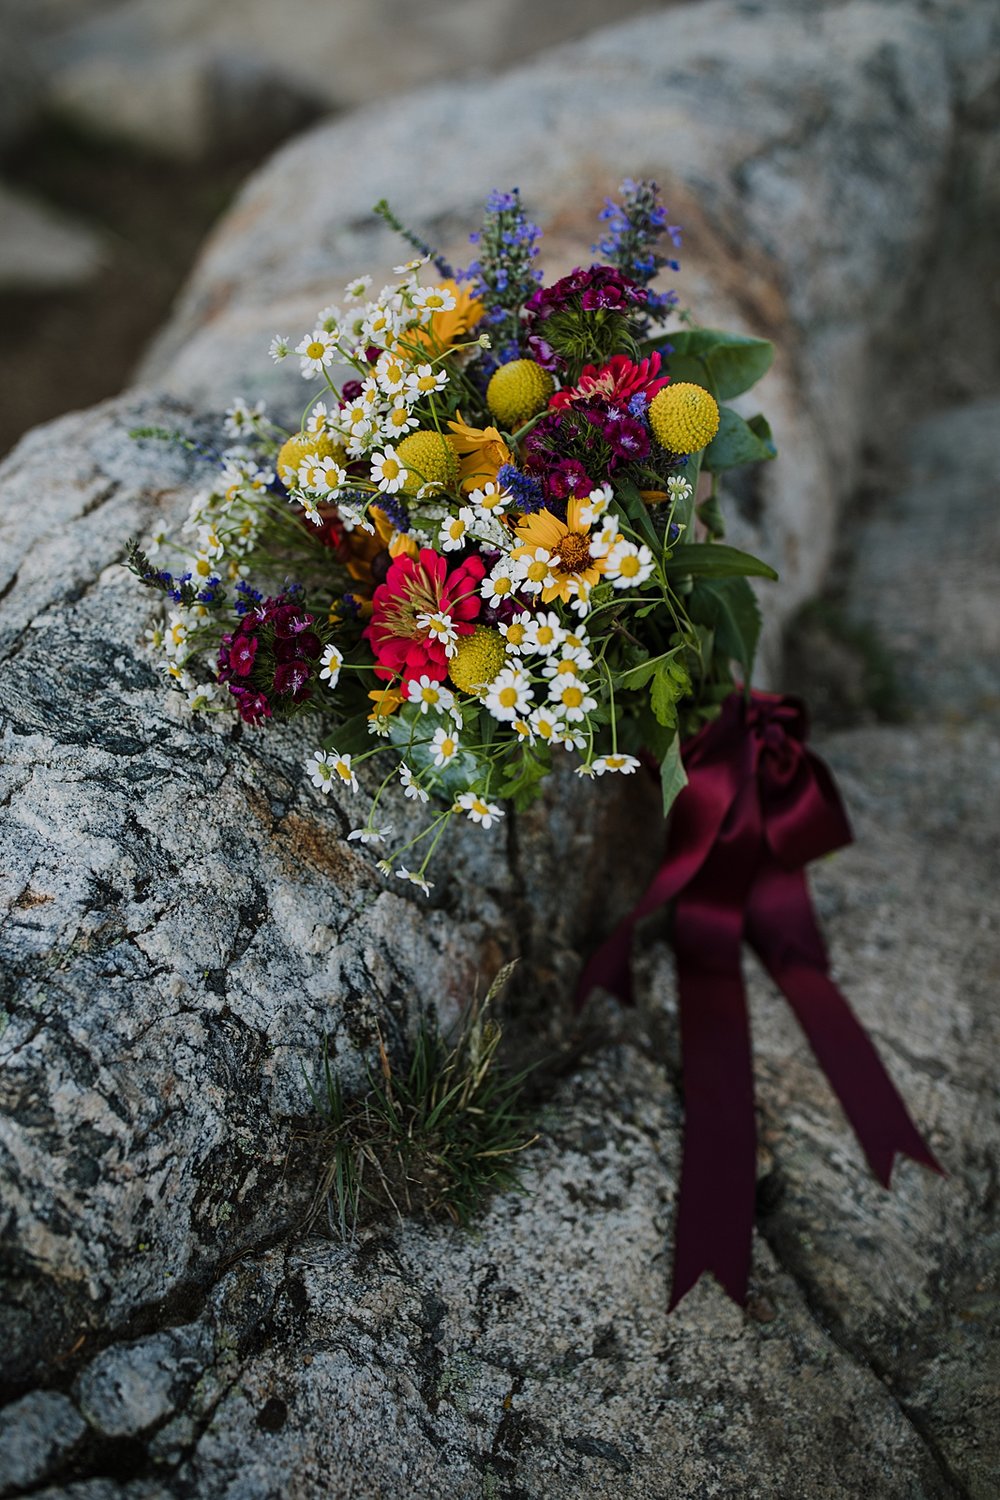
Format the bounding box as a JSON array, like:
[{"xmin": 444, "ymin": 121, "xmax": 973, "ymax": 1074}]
[
  {"xmin": 486, "ymin": 359, "xmax": 555, "ymax": 429},
  {"xmin": 448, "ymin": 627, "xmax": 507, "ymax": 694},
  {"xmin": 648, "ymin": 383, "xmax": 720, "ymax": 455},
  {"xmin": 396, "ymin": 430, "xmax": 460, "ymax": 496},
  {"xmin": 276, "ymin": 431, "xmax": 347, "ymax": 485}
]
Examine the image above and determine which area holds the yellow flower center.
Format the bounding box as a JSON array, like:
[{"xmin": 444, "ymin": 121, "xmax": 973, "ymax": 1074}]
[
  {"xmin": 554, "ymin": 533, "xmax": 592, "ymax": 574},
  {"xmin": 498, "ymin": 686, "xmax": 518, "ymax": 708},
  {"xmin": 306, "ymin": 341, "xmax": 325, "ymax": 359},
  {"xmin": 561, "ymin": 686, "xmax": 584, "ymax": 709},
  {"xmin": 381, "ymin": 459, "xmax": 401, "ymax": 481},
  {"xmin": 506, "ymin": 622, "xmax": 526, "ymax": 646},
  {"xmin": 417, "ymin": 374, "xmax": 437, "ymax": 392},
  {"xmin": 493, "ymin": 577, "xmax": 512, "ymax": 596},
  {"xmin": 440, "ymin": 737, "xmax": 455, "ymax": 756},
  {"xmin": 335, "ymin": 761, "xmax": 353, "ymax": 782},
  {"xmin": 536, "ymin": 625, "xmax": 555, "ymax": 645},
  {"xmin": 619, "ymin": 554, "xmax": 641, "ymax": 577},
  {"xmin": 525, "ymin": 558, "xmax": 549, "ymax": 583}
]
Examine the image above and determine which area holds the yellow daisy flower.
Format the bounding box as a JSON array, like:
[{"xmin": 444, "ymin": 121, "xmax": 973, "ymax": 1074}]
[{"xmin": 512, "ymin": 497, "xmax": 608, "ymax": 606}]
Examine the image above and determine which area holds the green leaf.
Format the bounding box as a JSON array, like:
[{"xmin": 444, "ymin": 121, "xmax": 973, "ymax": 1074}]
[
  {"xmin": 648, "ymin": 655, "xmax": 691, "ymax": 728},
  {"xmin": 662, "ymin": 328, "xmax": 775, "ymax": 400},
  {"xmin": 697, "ymin": 492, "xmax": 726, "ymax": 539},
  {"xmin": 659, "ymin": 735, "xmax": 688, "ymax": 818},
  {"xmin": 614, "ymin": 476, "xmax": 661, "ymax": 553},
  {"xmin": 688, "ymin": 576, "xmax": 762, "ymax": 680},
  {"xmin": 664, "ymin": 543, "xmax": 778, "ymax": 581},
  {"xmin": 494, "ymin": 746, "xmax": 550, "ymax": 811},
  {"xmin": 703, "ymin": 406, "xmax": 778, "ymax": 473},
  {"xmin": 387, "ymin": 706, "xmax": 479, "ymax": 798}
]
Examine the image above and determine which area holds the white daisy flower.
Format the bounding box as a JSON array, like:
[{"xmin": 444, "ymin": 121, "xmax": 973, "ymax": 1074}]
[
  {"xmin": 485, "ymin": 666, "xmax": 533, "ymax": 723},
  {"xmin": 543, "ymin": 649, "xmax": 593, "ymax": 682},
  {"xmin": 522, "ymin": 611, "xmax": 564, "ymax": 656},
  {"xmin": 405, "ymin": 363, "xmax": 448, "ymax": 400},
  {"xmin": 515, "ymin": 547, "xmax": 556, "ymax": 596},
  {"xmin": 290, "ymin": 489, "xmax": 323, "ymax": 527},
  {"xmin": 223, "ymin": 398, "xmax": 265, "ymax": 438},
  {"xmin": 343, "ymin": 274, "xmax": 372, "ymax": 303},
  {"xmin": 548, "ymin": 680, "xmax": 597, "ymax": 722},
  {"xmin": 306, "ymin": 402, "xmax": 335, "ymax": 435},
  {"xmin": 481, "ymin": 561, "xmax": 518, "ymax": 608},
  {"xmin": 328, "ymin": 751, "xmax": 359, "ymax": 792},
  {"xmin": 511, "ymin": 717, "xmax": 534, "ymax": 741},
  {"xmin": 381, "ymin": 402, "xmax": 420, "ymax": 440},
  {"xmin": 319, "ymin": 644, "xmax": 343, "ymax": 688},
  {"xmin": 575, "ymin": 762, "xmax": 598, "ymax": 778},
  {"xmin": 307, "ymin": 750, "xmax": 336, "ymax": 792},
  {"xmin": 455, "ymin": 792, "xmax": 504, "ymax": 829},
  {"xmin": 529, "ymin": 707, "xmax": 565, "ymax": 744},
  {"xmin": 394, "ymin": 256, "xmax": 430, "ymax": 274},
  {"xmin": 576, "ymin": 483, "xmax": 614, "ymax": 528},
  {"xmin": 368, "ymin": 715, "xmax": 391, "ymax": 738},
  {"xmin": 555, "ymin": 723, "xmax": 588, "ymax": 751},
  {"xmin": 440, "ymin": 507, "xmax": 475, "ymax": 552},
  {"xmin": 316, "ymin": 303, "xmax": 343, "ymax": 335},
  {"xmin": 411, "ymin": 285, "xmax": 457, "ymax": 323},
  {"xmin": 499, "ymin": 611, "xmax": 531, "ymax": 654},
  {"xmin": 370, "ymin": 448, "xmax": 408, "ymax": 494},
  {"xmin": 399, "ymin": 763, "xmax": 430, "ymax": 802},
  {"xmin": 395, "ymin": 866, "xmax": 433, "ymax": 896},
  {"xmin": 296, "ymin": 329, "xmax": 338, "ymax": 378},
  {"xmin": 336, "ymin": 499, "xmax": 376, "ymax": 534},
  {"xmin": 406, "ymin": 674, "xmax": 456, "ymax": 714},
  {"xmin": 375, "ymin": 349, "xmax": 409, "ymax": 396},
  {"xmin": 416, "ymin": 612, "xmax": 460, "ymax": 659},
  {"xmin": 196, "ymin": 524, "xmax": 224, "ymax": 560},
  {"xmin": 430, "ymin": 725, "xmax": 460, "ymax": 766},
  {"xmin": 347, "ymin": 824, "xmax": 393, "ymax": 844},
  {"xmin": 185, "ymin": 683, "xmax": 218, "ymax": 712},
  {"xmin": 605, "ymin": 539, "xmax": 655, "ymax": 589},
  {"xmin": 361, "ymin": 299, "xmax": 403, "ymax": 346},
  {"xmin": 591, "ymin": 753, "xmax": 642, "ymax": 775},
  {"xmin": 667, "ymin": 475, "xmax": 694, "ymax": 502},
  {"xmin": 269, "ymin": 334, "xmax": 291, "ymax": 362},
  {"xmin": 564, "ymin": 577, "xmax": 594, "ymax": 617},
  {"xmin": 469, "ymin": 481, "xmax": 509, "ymax": 518}
]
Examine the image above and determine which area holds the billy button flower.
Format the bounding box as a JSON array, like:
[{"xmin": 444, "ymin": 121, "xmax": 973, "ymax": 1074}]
[
  {"xmin": 395, "ymin": 431, "xmax": 460, "ymax": 496},
  {"xmin": 486, "ymin": 359, "xmax": 555, "ymax": 429},
  {"xmin": 448, "ymin": 626, "xmax": 507, "ymax": 694},
  {"xmin": 648, "ymin": 382, "xmax": 720, "ymax": 455}
]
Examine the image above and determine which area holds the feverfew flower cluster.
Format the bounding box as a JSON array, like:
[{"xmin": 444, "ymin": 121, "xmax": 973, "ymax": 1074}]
[{"xmin": 129, "ymin": 179, "xmax": 777, "ymax": 893}]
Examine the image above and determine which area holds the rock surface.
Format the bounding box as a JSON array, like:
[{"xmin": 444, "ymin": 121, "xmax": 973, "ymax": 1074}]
[
  {"xmin": 0, "ymin": 183, "xmax": 106, "ymax": 291},
  {"xmin": 1, "ymin": 1, "xmax": 999, "ymax": 1496}
]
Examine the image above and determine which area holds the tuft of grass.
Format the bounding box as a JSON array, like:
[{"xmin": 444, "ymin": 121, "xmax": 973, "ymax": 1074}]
[{"xmin": 307, "ymin": 965, "xmax": 538, "ymax": 1237}]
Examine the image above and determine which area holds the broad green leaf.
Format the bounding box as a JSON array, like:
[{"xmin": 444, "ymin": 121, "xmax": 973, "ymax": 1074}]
[
  {"xmin": 703, "ymin": 406, "xmax": 778, "ymax": 473},
  {"xmin": 688, "ymin": 576, "xmax": 762, "ymax": 680},
  {"xmin": 662, "ymin": 328, "xmax": 774, "ymax": 400},
  {"xmin": 664, "ymin": 543, "xmax": 778, "ymax": 581},
  {"xmin": 660, "ymin": 735, "xmax": 688, "ymax": 818}
]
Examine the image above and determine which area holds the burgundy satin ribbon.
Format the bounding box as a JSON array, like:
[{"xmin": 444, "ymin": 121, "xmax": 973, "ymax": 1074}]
[{"xmin": 577, "ymin": 689, "xmax": 942, "ymax": 1310}]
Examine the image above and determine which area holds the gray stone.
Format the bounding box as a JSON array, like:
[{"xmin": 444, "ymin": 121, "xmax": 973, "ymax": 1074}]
[
  {"xmin": 0, "ymin": 182, "xmax": 106, "ymax": 292},
  {"xmin": 0, "ymin": 1390, "xmax": 86, "ymax": 1496},
  {"xmin": 1, "ymin": 1, "xmax": 999, "ymax": 1496},
  {"xmin": 35, "ymin": 0, "xmax": 667, "ymax": 160},
  {"xmin": 76, "ymin": 1327, "xmax": 213, "ymax": 1439}
]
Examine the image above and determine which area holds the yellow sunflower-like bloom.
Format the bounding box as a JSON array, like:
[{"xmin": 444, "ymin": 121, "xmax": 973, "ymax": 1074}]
[
  {"xmin": 513, "ymin": 498, "xmax": 616, "ymax": 606},
  {"xmin": 447, "ymin": 414, "xmax": 513, "ymax": 492}
]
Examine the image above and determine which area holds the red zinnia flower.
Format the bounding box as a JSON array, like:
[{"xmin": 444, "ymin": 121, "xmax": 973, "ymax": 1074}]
[
  {"xmin": 549, "ymin": 351, "xmax": 670, "ymax": 410},
  {"xmin": 365, "ymin": 548, "xmax": 486, "ymax": 683}
]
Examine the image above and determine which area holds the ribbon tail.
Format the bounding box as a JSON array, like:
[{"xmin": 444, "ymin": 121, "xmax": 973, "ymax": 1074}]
[
  {"xmin": 669, "ymin": 906, "xmax": 757, "ymax": 1310},
  {"xmin": 747, "ymin": 864, "xmax": 943, "ymax": 1185}
]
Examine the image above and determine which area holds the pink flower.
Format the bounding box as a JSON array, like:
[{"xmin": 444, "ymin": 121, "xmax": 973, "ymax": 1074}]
[
  {"xmin": 549, "ymin": 352, "xmax": 670, "ymax": 410},
  {"xmin": 365, "ymin": 549, "xmax": 486, "ymax": 683}
]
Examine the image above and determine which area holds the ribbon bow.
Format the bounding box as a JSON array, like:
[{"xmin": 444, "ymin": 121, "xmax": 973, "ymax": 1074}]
[{"xmin": 578, "ymin": 689, "xmax": 941, "ymax": 1310}]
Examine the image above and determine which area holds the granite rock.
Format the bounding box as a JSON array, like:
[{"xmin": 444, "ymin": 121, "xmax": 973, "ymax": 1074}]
[{"xmin": 1, "ymin": 2, "xmax": 998, "ymax": 1496}]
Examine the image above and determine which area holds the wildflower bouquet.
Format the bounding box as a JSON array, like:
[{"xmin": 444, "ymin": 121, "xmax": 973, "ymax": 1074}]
[
  {"xmin": 129, "ymin": 181, "xmax": 939, "ymax": 1310},
  {"xmin": 130, "ymin": 182, "xmax": 779, "ymax": 892}
]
